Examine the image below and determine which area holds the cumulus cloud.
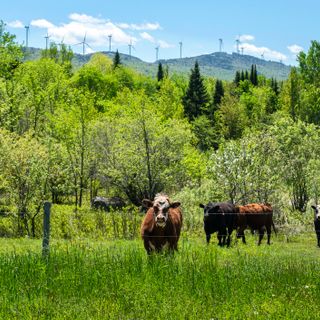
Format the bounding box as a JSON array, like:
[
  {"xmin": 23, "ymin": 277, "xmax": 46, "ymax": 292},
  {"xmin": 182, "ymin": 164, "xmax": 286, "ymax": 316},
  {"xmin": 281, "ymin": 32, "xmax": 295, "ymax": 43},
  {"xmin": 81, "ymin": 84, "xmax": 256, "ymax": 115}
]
[
  {"xmin": 31, "ymin": 19, "xmax": 54, "ymax": 29},
  {"xmin": 117, "ymin": 22, "xmax": 161, "ymax": 31},
  {"xmin": 7, "ymin": 20, "xmax": 24, "ymax": 28},
  {"xmin": 158, "ymin": 40, "xmax": 174, "ymax": 49},
  {"xmin": 240, "ymin": 42, "xmax": 287, "ymax": 61},
  {"xmin": 140, "ymin": 32, "xmax": 155, "ymax": 43},
  {"xmin": 287, "ymin": 44, "xmax": 303, "ymax": 54},
  {"xmin": 239, "ymin": 34, "xmax": 255, "ymax": 42},
  {"xmin": 27, "ymin": 13, "xmax": 166, "ymax": 52}
]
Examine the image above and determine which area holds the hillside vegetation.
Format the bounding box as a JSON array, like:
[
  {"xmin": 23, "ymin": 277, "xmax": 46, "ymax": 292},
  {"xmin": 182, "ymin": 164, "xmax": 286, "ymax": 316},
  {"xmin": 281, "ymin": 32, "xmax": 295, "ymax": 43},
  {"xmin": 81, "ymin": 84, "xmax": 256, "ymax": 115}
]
[{"xmin": 0, "ymin": 22, "xmax": 320, "ymax": 240}]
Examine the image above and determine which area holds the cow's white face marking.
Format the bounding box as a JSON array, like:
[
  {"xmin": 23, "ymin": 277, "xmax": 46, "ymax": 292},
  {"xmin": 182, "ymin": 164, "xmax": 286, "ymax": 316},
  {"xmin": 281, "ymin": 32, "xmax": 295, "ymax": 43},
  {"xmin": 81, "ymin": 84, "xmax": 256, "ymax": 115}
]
[
  {"xmin": 153, "ymin": 194, "xmax": 170, "ymax": 227},
  {"xmin": 312, "ymin": 205, "xmax": 320, "ymax": 220}
]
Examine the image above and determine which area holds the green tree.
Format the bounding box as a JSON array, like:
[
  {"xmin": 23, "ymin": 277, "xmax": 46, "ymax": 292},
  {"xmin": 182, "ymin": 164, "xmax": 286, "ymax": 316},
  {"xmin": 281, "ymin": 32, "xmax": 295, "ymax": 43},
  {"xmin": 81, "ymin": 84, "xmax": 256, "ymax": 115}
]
[
  {"xmin": 213, "ymin": 79, "xmax": 224, "ymax": 108},
  {"xmin": 113, "ymin": 50, "xmax": 121, "ymax": 69},
  {"xmin": 157, "ymin": 62, "xmax": 164, "ymax": 82},
  {"xmin": 182, "ymin": 61, "xmax": 209, "ymax": 120},
  {"xmin": 0, "ymin": 21, "xmax": 23, "ymax": 80}
]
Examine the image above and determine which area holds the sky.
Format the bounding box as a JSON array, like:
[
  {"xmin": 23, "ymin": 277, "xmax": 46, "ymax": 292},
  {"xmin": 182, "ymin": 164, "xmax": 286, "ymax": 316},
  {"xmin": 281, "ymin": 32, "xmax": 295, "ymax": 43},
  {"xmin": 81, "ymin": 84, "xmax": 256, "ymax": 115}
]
[{"xmin": 2, "ymin": 0, "xmax": 320, "ymax": 65}]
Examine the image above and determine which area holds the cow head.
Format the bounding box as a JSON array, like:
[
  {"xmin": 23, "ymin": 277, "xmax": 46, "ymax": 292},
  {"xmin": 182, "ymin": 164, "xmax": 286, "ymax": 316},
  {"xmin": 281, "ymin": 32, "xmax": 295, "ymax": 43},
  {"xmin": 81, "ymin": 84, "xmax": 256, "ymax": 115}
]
[
  {"xmin": 311, "ymin": 205, "xmax": 320, "ymax": 220},
  {"xmin": 199, "ymin": 202, "xmax": 223, "ymax": 219},
  {"xmin": 142, "ymin": 194, "xmax": 180, "ymax": 228}
]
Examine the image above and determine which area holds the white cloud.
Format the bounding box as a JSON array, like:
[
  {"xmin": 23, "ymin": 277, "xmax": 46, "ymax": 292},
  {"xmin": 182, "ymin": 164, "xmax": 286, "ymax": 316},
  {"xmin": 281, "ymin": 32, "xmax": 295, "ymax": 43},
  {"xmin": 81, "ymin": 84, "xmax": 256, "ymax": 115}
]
[
  {"xmin": 140, "ymin": 32, "xmax": 155, "ymax": 43},
  {"xmin": 7, "ymin": 20, "xmax": 24, "ymax": 28},
  {"xmin": 69, "ymin": 13, "xmax": 105, "ymax": 24},
  {"xmin": 31, "ymin": 19, "xmax": 54, "ymax": 29},
  {"xmin": 240, "ymin": 42, "xmax": 287, "ymax": 61},
  {"xmin": 287, "ymin": 44, "xmax": 303, "ymax": 54},
  {"xmin": 118, "ymin": 22, "xmax": 161, "ymax": 31},
  {"xmin": 239, "ymin": 34, "xmax": 255, "ymax": 42},
  {"xmin": 158, "ymin": 40, "xmax": 174, "ymax": 49}
]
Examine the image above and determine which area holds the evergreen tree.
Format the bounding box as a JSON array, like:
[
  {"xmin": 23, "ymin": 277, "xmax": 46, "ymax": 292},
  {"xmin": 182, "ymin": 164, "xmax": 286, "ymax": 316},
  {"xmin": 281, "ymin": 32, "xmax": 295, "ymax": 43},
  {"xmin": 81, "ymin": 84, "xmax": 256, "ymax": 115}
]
[
  {"xmin": 113, "ymin": 50, "xmax": 121, "ymax": 69},
  {"xmin": 234, "ymin": 71, "xmax": 241, "ymax": 85},
  {"xmin": 245, "ymin": 70, "xmax": 249, "ymax": 80},
  {"xmin": 271, "ymin": 78, "xmax": 279, "ymax": 95},
  {"xmin": 240, "ymin": 70, "xmax": 245, "ymax": 81},
  {"xmin": 213, "ymin": 79, "xmax": 224, "ymax": 107},
  {"xmin": 157, "ymin": 62, "xmax": 164, "ymax": 82},
  {"xmin": 249, "ymin": 64, "xmax": 258, "ymax": 86},
  {"xmin": 182, "ymin": 61, "xmax": 209, "ymax": 120}
]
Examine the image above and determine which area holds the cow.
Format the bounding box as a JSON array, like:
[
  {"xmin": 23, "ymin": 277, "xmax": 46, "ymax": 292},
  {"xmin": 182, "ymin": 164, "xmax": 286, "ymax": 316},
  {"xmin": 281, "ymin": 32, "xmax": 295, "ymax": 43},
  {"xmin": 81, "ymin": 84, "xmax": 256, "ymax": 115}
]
[
  {"xmin": 91, "ymin": 196, "xmax": 126, "ymax": 212},
  {"xmin": 199, "ymin": 202, "xmax": 238, "ymax": 247},
  {"xmin": 141, "ymin": 193, "xmax": 182, "ymax": 254},
  {"xmin": 311, "ymin": 205, "xmax": 320, "ymax": 247},
  {"xmin": 235, "ymin": 203, "xmax": 275, "ymax": 245}
]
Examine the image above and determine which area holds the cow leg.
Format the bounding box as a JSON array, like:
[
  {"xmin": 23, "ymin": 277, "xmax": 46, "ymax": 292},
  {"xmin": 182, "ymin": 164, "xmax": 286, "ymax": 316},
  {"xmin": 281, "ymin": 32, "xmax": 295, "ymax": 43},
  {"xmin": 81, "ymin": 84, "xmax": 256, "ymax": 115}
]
[
  {"xmin": 316, "ymin": 230, "xmax": 320, "ymax": 247},
  {"xmin": 217, "ymin": 232, "xmax": 223, "ymax": 246},
  {"xmin": 237, "ymin": 227, "xmax": 246, "ymax": 244},
  {"xmin": 206, "ymin": 233, "xmax": 211, "ymax": 244},
  {"xmin": 226, "ymin": 228, "xmax": 233, "ymax": 247},
  {"xmin": 258, "ymin": 228, "xmax": 265, "ymax": 245},
  {"xmin": 266, "ymin": 225, "xmax": 272, "ymax": 245}
]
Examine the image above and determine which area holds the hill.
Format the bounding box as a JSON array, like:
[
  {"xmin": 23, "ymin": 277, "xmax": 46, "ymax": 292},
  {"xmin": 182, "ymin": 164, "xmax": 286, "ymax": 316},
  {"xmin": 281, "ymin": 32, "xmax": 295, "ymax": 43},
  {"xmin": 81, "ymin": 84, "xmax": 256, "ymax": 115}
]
[{"xmin": 24, "ymin": 48, "xmax": 291, "ymax": 81}]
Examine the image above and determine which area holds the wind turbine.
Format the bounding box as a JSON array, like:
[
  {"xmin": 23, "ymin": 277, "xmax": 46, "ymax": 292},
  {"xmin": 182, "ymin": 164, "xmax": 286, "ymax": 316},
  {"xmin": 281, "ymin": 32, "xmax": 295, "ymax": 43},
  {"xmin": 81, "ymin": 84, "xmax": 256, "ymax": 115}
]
[
  {"xmin": 108, "ymin": 34, "xmax": 112, "ymax": 52},
  {"xmin": 44, "ymin": 33, "xmax": 50, "ymax": 50},
  {"xmin": 74, "ymin": 33, "xmax": 92, "ymax": 55},
  {"xmin": 219, "ymin": 38, "xmax": 223, "ymax": 52},
  {"xmin": 179, "ymin": 41, "xmax": 183, "ymax": 59},
  {"xmin": 235, "ymin": 39, "xmax": 240, "ymax": 54},
  {"xmin": 155, "ymin": 46, "xmax": 159, "ymax": 61},
  {"xmin": 24, "ymin": 25, "xmax": 30, "ymax": 49},
  {"xmin": 128, "ymin": 39, "xmax": 135, "ymax": 57}
]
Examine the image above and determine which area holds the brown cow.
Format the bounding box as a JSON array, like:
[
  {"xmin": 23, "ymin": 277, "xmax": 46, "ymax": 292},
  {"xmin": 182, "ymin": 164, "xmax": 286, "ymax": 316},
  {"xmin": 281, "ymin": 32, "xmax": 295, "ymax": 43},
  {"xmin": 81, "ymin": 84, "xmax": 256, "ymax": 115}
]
[
  {"xmin": 141, "ymin": 193, "xmax": 182, "ymax": 254},
  {"xmin": 236, "ymin": 203, "xmax": 275, "ymax": 245}
]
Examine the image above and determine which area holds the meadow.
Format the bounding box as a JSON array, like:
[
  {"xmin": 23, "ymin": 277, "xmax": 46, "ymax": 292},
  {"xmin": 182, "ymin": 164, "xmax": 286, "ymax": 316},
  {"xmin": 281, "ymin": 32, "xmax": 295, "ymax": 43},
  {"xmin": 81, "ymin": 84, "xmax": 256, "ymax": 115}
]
[{"xmin": 0, "ymin": 234, "xmax": 319, "ymax": 319}]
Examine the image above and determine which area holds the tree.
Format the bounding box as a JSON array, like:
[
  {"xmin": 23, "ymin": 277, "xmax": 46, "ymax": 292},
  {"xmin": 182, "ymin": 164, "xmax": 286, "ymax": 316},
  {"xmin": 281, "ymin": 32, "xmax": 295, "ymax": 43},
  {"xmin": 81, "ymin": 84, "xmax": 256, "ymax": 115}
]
[
  {"xmin": 234, "ymin": 71, "xmax": 241, "ymax": 85},
  {"xmin": 213, "ymin": 79, "xmax": 224, "ymax": 107},
  {"xmin": 113, "ymin": 50, "xmax": 121, "ymax": 69},
  {"xmin": 0, "ymin": 21, "xmax": 23, "ymax": 80},
  {"xmin": 182, "ymin": 61, "xmax": 209, "ymax": 120},
  {"xmin": 250, "ymin": 64, "xmax": 258, "ymax": 86},
  {"xmin": 157, "ymin": 62, "xmax": 164, "ymax": 82},
  {"xmin": 297, "ymin": 40, "xmax": 320, "ymax": 85}
]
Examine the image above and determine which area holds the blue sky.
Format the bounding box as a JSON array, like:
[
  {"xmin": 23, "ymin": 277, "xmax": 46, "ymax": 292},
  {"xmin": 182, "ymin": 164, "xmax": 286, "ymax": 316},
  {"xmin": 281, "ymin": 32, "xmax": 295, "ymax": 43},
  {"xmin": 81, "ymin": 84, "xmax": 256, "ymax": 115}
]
[{"xmin": 2, "ymin": 0, "xmax": 320, "ymax": 65}]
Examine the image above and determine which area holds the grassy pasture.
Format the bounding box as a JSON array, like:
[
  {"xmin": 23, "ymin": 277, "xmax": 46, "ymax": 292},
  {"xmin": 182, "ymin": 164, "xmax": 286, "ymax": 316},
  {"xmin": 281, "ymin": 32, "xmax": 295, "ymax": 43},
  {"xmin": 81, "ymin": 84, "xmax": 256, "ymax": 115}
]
[{"xmin": 0, "ymin": 235, "xmax": 319, "ymax": 319}]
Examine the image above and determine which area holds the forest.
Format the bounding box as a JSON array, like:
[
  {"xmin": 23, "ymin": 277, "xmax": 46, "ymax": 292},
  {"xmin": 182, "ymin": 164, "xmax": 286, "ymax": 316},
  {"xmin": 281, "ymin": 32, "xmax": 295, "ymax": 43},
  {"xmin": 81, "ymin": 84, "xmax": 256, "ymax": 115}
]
[{"xmin": 1, "ymin": 21, "xmax": 320, "ymax": 239}]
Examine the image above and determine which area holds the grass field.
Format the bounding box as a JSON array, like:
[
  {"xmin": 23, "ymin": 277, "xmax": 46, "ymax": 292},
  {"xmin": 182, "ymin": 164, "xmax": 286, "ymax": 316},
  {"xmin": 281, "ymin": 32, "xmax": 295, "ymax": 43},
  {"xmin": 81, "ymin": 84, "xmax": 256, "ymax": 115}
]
[{"xmin": 0, "ymin": 234, "xmax": 319, "ymax": 319}]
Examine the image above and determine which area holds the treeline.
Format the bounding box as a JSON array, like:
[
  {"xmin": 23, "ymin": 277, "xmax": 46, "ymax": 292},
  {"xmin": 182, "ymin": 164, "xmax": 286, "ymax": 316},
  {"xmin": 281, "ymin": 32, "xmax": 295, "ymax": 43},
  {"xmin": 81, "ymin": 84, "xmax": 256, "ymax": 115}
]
[{"xmin": 1, "ymin": 21, "xmax": 320, "ymax": 237}]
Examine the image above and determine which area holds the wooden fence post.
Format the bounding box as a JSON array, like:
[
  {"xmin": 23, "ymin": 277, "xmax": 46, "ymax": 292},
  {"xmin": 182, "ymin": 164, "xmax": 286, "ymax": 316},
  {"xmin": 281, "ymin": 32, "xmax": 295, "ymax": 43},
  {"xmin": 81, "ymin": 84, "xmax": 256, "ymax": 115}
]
[{"xmin": 42, "ymin": 201, "xmax": 51, "ymax": 258}]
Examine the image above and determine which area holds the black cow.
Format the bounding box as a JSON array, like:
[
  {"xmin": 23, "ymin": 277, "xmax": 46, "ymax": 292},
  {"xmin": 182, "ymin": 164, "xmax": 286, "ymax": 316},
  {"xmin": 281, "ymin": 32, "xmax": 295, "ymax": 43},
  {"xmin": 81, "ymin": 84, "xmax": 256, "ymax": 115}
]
[
  {"xmin": 311, "ymin": 205, "xmax": 320, "ymax": 247},
  {"xmin": 199, "ymin": 202, "xmax": 238, "ymax": 247},
  {"xmin": 92, "ymin": 196, "xmax": 126, "ymax": 212}
]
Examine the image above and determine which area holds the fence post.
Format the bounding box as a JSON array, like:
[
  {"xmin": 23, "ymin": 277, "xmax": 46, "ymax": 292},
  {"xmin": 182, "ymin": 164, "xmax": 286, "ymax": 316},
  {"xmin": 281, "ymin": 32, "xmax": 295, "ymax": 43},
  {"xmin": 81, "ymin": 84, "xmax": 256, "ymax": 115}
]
[{"xmin": 42, "ymin": 201, "xmax": 51, "ymax": 258}]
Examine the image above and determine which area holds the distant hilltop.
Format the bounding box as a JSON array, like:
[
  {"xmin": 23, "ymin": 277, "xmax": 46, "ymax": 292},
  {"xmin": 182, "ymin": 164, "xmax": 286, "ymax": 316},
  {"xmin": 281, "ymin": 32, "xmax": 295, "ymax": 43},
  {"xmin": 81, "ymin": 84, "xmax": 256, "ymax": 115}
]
[{"xmin": 24, "ymin": 48, "xmax": 291, "ymax": 81}]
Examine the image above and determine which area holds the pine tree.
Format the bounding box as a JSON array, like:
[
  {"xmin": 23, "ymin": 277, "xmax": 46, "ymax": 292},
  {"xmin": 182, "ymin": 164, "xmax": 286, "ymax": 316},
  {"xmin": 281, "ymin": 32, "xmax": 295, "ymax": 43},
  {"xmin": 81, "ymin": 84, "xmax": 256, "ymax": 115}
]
[
  {"xmin": 245, "ymin": 70, "xmax": 249, "ymax": 80},
  {"xmin": 213, "ymin": 79, "xmax": 224, "ymax": 107},
  {"xmin": 113, "ymin": 50, "xmax": 121, "ymax": 69},
  {"xmin": 234, "ymin": 71, "xmax": 241, "ymax": 85},
  {"xmin": 240, "ymin": 70, "xmax": 245, "ymax": 81},
  {"xmin": 250, "ymin": 64, "xmax": 258, "ymax": 86},
  {"xmin": 182, "ymin": 61, "xmax": 209, "ymax": 120},
  {"xmin": 157, "ymin": 62, "xmax": 164, "ymax": 82}
]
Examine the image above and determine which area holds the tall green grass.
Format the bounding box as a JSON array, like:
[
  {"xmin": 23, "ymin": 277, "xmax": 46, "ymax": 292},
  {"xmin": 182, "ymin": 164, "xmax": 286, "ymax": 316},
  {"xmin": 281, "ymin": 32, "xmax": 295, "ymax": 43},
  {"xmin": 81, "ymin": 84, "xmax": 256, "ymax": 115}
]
[{"xmin": 0, "ymin": 237, "xmax": 319, "ymax": 319}]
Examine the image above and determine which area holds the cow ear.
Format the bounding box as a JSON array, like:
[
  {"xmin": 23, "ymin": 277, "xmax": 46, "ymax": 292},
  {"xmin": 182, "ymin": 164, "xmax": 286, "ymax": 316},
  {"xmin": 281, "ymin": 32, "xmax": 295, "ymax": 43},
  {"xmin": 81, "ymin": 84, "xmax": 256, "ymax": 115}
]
[
  {"xmin": 142, "ymin": 199, "xmax": 153, "ymax": 208},
  {"xmin": 199, "ymin": 203, "xmax": 205, "ymax": 208},
  {"xmin": 311, "ymin": 205, "xmax": 317, "ymax": 210},
  {"xmin": 170, "ymin": 202, "xmax": 181, "ymax": 209}
]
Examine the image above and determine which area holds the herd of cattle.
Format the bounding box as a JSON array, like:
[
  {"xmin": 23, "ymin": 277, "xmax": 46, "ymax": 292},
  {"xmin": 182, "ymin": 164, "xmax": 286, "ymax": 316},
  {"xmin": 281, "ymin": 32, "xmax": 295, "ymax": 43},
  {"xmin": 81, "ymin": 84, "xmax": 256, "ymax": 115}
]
[{"xmin": 92, "ymin": 194, "xmax": 320, "ymax": 254}]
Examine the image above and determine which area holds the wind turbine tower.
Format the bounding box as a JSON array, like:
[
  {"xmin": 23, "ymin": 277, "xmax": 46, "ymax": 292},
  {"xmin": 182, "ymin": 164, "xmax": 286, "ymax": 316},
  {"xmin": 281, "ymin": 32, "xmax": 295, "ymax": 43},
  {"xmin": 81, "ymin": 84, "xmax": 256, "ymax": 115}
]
[
  {"xmin": 44, "ymin": 34, "xmax": 50, "ymax": 50},
  {"xmin": 24, "ymin": 25, "xmax": 30, "ymax": 49},
  {"xmin": 219, "ymin": 38, "xmax": 223, "ymax": 52},
  {"xmin": 235, "ymin": 39, "xmax": 240, "ymax": 54},
  {"xmin": 155, "ymin": 46, "xmax": 159, "ymax": 61},
  {"xmin": 179, "ymin": 41, "xmax": 183, "ymax": 59},
  {"xmin": 108, "ymin": 34, "xmax": 112, "ymax": 52},
  {"xmin": 128, "ymin": 40, "xmax": 133, "ymax": 57}
]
